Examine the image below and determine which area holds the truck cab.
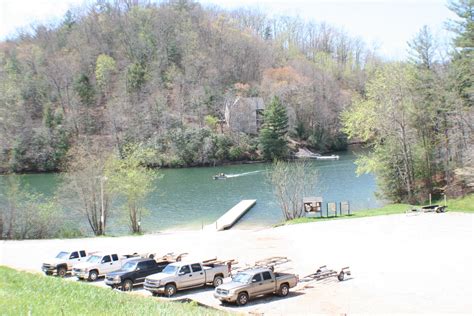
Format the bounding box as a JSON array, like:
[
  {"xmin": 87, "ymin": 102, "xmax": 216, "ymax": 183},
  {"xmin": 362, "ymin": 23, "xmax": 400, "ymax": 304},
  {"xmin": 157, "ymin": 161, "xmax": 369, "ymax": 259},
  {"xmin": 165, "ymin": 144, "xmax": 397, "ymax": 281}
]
[{"xmin": 42, "ymin": 250, "xmax": 88, "ymax": 277}]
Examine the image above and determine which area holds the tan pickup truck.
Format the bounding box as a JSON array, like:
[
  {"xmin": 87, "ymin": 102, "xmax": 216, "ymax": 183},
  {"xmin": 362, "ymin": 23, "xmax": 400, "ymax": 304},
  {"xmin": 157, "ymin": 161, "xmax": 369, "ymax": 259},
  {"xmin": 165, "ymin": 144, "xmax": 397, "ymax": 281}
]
[
  {"xmin": 214, "ymin": 267, "xmax": 298, "ymax": 305},
  {"xmin": 144, "ymin": 261, "xmax": 230, "ymax": 296}
]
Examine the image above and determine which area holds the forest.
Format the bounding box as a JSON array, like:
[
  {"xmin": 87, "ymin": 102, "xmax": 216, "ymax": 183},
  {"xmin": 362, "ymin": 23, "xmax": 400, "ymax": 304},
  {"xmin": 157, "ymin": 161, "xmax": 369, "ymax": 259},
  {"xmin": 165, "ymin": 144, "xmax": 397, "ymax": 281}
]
[{"xmin": 0, "ymin": 0, "xmax": 472, "ymax": 206}]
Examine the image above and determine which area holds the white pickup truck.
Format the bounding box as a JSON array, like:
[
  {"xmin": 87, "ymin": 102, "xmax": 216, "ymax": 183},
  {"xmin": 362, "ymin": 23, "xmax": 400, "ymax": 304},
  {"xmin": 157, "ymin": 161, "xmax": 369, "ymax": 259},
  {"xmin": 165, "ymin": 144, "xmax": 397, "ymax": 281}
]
[
  {"xmin": 42, "ymin": 250, "xmax": 89, "ymax": 277},
  {"xmin": 72, "ymin": 252, "xmax": 147, "ymax": 281},
  {"xmin": 144, "ymin": 261, "xmax": 231, "ymax": 296}
]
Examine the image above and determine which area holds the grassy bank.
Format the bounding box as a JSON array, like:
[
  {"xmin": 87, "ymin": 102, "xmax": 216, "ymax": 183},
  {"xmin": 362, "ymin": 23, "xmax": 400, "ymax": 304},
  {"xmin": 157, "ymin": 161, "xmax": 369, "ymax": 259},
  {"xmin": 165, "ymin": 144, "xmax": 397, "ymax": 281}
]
[
  {"xmin": 441, "ymin": 194, "xmax": 474, "ymax": 212},
  {"xmin": 0, "ymin": 266, "xmax": 229, "ymax": 316},
  {"xmin": 285, "ymin": 204, "xmax": 411, "ymax": 225},
  {"xmin": 284, "ymin": 194, "xmax": 474, "ymax": 225}
]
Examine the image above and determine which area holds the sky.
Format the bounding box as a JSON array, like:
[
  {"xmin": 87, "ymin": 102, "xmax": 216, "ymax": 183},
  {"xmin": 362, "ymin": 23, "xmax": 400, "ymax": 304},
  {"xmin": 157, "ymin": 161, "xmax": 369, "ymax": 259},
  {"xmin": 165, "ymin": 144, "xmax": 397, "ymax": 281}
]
[{"xmin": 0, "ymin": 0, "xmax": 458, "ymax": 59}]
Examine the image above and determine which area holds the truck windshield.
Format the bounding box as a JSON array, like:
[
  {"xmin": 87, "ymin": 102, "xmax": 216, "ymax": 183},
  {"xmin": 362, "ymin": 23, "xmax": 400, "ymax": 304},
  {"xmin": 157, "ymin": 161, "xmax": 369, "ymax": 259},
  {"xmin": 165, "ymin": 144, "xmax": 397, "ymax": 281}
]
[
  {"xmin": 232, "ymin": 273, "xmax": 252, "ymax": 283},
  {"xmin": 122, "ymin": 262, "xmax": 137, "ymax": 271},
  {"xmin": 87, "ymin": 255, "xmax": 101, "ymax": 263},
  {"xmin": 162, "ymin": 265, "xmax": 178, "ymax": 274},
  {"xmin": 56, "ymin": 252, "xmax": 69, "ymax": 259}
]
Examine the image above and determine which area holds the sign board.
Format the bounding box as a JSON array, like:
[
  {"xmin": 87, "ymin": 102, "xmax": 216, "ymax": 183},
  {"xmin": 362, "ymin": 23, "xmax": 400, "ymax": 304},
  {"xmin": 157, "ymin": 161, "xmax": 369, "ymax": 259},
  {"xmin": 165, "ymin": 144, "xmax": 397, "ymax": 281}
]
[
  {"xmin": 327, "ymin": 202, "xmax": 337, "ymax": 214},
  {"xmin": 340, "ymin": 201, "xmax": 350, "ymax": 213}
]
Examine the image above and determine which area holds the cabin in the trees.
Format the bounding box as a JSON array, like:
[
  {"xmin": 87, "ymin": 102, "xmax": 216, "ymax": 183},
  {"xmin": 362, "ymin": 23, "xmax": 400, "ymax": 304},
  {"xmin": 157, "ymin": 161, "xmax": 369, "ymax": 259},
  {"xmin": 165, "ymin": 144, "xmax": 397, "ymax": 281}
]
[{"xmin": 224, "ymin": 97, "xmax": 265, "ymax": 135}]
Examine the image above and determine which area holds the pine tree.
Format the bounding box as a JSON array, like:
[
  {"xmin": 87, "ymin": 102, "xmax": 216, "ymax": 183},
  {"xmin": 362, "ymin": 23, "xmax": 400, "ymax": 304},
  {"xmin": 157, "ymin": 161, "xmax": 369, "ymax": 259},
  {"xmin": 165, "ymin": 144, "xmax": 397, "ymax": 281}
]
[{"xmin": 259, "ymin": 96, "xmax": 289, "ymax": 160}]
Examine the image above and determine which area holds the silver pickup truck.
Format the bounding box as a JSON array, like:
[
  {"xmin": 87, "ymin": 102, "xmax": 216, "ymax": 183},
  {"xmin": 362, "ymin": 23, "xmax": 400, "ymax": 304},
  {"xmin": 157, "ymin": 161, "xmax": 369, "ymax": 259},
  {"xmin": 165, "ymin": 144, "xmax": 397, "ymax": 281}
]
[
  {"xmin": 144, "ymin": 261, "xmax": 230, "ymax": 296},
  {"xmin": 214, "ymin": 267, "xmax": 298, "ymax": 305}
]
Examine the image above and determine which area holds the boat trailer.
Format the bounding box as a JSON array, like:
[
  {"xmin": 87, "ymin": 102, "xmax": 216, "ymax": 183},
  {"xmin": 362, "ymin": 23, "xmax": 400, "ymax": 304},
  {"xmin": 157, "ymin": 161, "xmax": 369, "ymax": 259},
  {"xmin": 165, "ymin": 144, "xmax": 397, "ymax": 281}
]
[{"xmin": 301, "ymin": 265, "xmax": 351, "ymax": 283}]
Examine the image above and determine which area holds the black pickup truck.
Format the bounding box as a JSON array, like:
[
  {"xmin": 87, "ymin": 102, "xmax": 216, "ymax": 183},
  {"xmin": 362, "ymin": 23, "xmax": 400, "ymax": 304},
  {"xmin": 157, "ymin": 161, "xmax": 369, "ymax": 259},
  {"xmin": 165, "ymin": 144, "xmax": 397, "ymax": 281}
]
[{"xmin": 105, "ymin": 258, "xmax": 170, "ymax": 291}]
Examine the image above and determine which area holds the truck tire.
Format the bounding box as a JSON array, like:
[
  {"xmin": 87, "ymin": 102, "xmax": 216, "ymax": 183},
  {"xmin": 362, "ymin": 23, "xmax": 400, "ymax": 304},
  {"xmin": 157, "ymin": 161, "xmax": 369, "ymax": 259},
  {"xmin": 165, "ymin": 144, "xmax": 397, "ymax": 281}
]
[
  {"xmin": 45, "ymin": 271, "xmax": 53, "ymax": 276},
  {"xmin": 279, "ymin": 283, "xmax": 289, "ymax": 297},
  {"xmin": 88, "ymin": 270, "xmax": 99, "ymax": 282},
  {"xmin": 121, "ymin": 279, "xmax": 133, "ymax": 291},
  {"xmin": 164, "ymin": 283, "xmax": 176, "ymax": 297},
  {"xmin": 57, "ymin": 266, "xmax": 67, "ymax": 278},
  {"xmin": 236, "ymin": 292, "xmax": 249, "ymax": 306},
  {"xmin": 337, "ymin": 271, "xmax": 345, "ymax": 281},
  {"xmin": 213, "ymin": 275, "xmax": 224, "ymax": 287}
]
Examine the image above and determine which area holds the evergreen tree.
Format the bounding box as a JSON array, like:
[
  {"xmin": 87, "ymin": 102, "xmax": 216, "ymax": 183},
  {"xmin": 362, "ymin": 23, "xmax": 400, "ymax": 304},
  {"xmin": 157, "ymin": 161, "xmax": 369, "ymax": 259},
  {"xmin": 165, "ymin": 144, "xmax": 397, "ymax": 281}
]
[
  {"xmin": 447, "ymin": 0, "xmax": 474, "ymax": 106},
  {"xmin": 259, "ymin": 96, "xmax": 289, "ymax": 160}
]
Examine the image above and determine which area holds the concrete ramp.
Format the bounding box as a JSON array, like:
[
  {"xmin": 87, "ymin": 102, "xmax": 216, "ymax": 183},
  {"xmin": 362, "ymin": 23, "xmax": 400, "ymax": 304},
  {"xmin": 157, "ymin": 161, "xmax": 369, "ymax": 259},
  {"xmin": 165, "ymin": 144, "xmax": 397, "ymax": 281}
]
[{"xmin": 207, "ymin": 200, "xmax": 257, "ymax": 231}]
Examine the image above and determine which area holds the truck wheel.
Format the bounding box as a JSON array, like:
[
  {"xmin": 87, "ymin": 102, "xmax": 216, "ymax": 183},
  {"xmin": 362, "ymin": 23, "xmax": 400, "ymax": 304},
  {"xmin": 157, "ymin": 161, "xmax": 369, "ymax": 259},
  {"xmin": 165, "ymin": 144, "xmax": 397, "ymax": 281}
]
[
  {"xmin": 236, "ymin": 292, "xmax": 249, "ymax": 306},
  {"xmin": 57, "ymin": 267, "xmax": 67, "ymax": 278},
  {"xmin": 165, "ymin": 284, "xmax": 176, "ymax": 297},
  {"xmin": 88, "ymin": 270, "xmax": 98, "ymax": 282},
  {"xmin": 122, "ymin": 279, "xmax": 133, "ymax": 291},
  {"xmin": 337, "ymin": 272, "xmax": 345, "ymax": 281},
  {"xmin": 279, "ymin": 284, "xmax": 289, "ymax": 297},
  {"xmin": 213, "ymin": 276, "xmax": 224, "ymax": 287},
  {"xmin": 45, "ymin": 271, "xmax": 53, "ymax": 276}
]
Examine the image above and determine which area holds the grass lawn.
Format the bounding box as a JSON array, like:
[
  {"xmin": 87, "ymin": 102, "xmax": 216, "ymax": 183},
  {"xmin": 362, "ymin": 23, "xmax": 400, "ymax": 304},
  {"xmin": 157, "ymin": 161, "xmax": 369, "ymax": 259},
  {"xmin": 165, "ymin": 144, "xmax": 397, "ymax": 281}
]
[
  {"xmin": 284, "ymin": 194, "xmax": 473, "ymax": 225},
  {"xmin": 0, "ymin": 266, "xmax": 230, "ymax": 316},
  {"xmin": 441, "ymin": 194, "xmax": 474, "ymax": 212}
]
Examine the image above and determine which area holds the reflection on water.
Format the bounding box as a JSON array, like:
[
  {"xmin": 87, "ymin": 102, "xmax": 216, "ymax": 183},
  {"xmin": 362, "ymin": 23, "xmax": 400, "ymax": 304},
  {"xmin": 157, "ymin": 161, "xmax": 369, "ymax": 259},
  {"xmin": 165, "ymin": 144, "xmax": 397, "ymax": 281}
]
[{"xmin": 0, "ymin": 150, "xmax": 382, "ymax": 234}]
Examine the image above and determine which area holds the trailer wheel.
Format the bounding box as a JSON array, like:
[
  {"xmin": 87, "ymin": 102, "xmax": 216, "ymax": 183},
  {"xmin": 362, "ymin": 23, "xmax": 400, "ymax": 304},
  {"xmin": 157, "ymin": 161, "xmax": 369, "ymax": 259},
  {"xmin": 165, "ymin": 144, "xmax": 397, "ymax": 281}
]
[
  {"xmin": 279, "ymin": 283, "xmax": 289, "ymax": 297},
  {"xmin": 88, "ymin": 270, "xmax": 98, "ymax": 282},
  {"xmin": 213, "ymin": 275, "xmax": 224, "ymax": 287},
  {"xmin": 57, "ymin": 266, "xmax": 67, "ymax": 278},
  {"xmin": 236, "ymin": 292, "xmax": 249, "ymax": 306},
  {"xmin": 165, "ymin": 283, "xmax": 176, "ymax": 297},
  {"xmin": 337, "ymin": 271, "xmax": 345, "ymax": 281},
  {"xmin": 122, "ymin": 279, "xmax": 133, "ymax": 291}
]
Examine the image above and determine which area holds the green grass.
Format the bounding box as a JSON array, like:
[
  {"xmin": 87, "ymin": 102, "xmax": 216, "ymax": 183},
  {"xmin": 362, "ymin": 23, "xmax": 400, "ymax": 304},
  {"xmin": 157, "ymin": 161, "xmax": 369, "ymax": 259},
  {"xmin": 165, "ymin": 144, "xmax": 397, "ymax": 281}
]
[
  {"xmin": 443, "ymin": 194, "xmax": 474, "ymax": 212},
  {"xmin": 284, "ymin": 194, "xmax": 474, "ymax": 225},
  {"xmin": 0, "ymin": 266, "xmax": 230, "ymax": 316},
  {"xmin": 284, "ymin": 204, "xmax": 411, "ymax": 225}
]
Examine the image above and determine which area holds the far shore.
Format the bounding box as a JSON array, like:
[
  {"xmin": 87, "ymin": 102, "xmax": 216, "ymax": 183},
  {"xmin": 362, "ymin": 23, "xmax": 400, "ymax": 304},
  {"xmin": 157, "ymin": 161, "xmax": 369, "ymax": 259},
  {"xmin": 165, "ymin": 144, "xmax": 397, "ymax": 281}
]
[{"xmin": 1, "ymin": 212, "xmax": 472, "ymax": 315}]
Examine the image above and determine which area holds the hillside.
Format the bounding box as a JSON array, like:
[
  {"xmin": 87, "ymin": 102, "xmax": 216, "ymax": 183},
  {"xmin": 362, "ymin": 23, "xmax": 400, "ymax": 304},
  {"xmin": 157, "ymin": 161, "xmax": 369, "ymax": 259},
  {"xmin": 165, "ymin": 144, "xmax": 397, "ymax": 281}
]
[{"xmin": 0, "ymin": 0, "xmax": 374, "ymax": 172}]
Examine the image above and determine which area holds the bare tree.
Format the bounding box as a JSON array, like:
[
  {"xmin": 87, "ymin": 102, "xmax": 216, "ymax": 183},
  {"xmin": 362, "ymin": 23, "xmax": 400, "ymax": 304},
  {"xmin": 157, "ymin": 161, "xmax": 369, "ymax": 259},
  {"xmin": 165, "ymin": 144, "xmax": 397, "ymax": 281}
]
[
  {"xmin": 268, "ymin": 159, "xmax": 318, "ymax": 220},
  {"xmin": 60, "ymin": 140, "xmax": 111, "ymax": 235}
]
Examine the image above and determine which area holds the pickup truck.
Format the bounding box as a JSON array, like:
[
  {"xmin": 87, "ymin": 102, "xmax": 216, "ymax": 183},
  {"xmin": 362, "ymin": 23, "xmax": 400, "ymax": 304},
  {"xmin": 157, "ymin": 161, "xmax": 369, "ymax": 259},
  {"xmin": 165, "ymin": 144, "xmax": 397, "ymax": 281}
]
[
  {"xmin": 105, "ymin": 258, "xmax": 172, "ymax": 291},
  {"xmin": 214, "ymin": 267, "xmax": 299, "ymax": 306},
  {"xmin": 72, "ymin": 252, "xmax": 147, "ymax": 281},
  {"xmin": 144, "ymin": 261, "xmax": 231, "ymax": 296},
  {"xmin": 42, "ymin": 250, "xmax": 89, "ymax": 277}
]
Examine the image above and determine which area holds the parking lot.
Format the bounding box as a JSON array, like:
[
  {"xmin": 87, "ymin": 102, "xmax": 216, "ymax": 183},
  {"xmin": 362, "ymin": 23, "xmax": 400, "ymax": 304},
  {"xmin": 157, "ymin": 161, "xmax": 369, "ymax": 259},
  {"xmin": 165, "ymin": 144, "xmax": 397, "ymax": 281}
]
[{"xmin": 1, "ymin": 212, "xmax": 472, "ymax": 315}]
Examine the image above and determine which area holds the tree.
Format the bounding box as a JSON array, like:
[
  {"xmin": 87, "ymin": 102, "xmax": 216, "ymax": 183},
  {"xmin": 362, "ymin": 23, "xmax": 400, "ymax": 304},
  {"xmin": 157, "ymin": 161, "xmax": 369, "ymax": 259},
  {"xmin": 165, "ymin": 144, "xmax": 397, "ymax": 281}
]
[
  {"xmin": 61, "ymin": 141, "xmax": 111, "ymax": 236},
  {"xmin": 105, "ymin": 144, "xmax": 158, "ymax": 233},
  {"xmin": 259, "ymin": 96, "xmax": 289, "ymax": 160},
  {"xmin": 0, "ymin": 176, "xmax": 62, "ymax": 239},
  {"xmin": 95, "ymin": 54, "xmax": 116, "ymax": 96},
  {"xmin": 447, "ymin": 0, "xmax": 474, "ymax": 106},
  {"xmin": 268, "ymin": 159, "xmax": 318, "ymax": 220},
  {"xmin": 342, "ymin": 64, "xmax": 419, "ymax": 202}
]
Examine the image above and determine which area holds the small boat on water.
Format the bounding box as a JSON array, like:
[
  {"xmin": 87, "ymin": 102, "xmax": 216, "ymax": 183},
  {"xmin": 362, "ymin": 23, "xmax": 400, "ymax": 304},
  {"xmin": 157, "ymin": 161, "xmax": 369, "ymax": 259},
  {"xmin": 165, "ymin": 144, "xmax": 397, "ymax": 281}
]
[
  {"xmin": 213, "ymin": 173, "xmax": 227, "ymax": 180},
  {"xmin": 315, "ymin": 155, "xmax": 339, "ymax": 160}
]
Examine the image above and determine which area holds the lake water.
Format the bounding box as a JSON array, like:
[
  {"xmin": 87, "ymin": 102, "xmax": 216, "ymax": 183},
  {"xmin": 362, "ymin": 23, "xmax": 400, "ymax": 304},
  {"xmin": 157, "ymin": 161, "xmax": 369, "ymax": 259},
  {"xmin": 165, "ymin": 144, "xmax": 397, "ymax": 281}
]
[{"xmin": 0, "ymin": 150, "xmax": 383, "ymax": 234}]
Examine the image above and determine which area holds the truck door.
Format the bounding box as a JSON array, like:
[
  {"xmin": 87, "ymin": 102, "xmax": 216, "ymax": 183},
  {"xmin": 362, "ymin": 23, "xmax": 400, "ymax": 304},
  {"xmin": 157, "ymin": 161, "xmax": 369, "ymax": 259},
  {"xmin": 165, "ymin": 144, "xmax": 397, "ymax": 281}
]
[
  {"xmin": 135, "ymin": 261, "xmax": 150, "ymax": 283},
  {"xmin": 101, "ymin": 255, "xmax": 113, "ymax": 273},
  {"xmin": 190, "ymin": 263, "xmax": 206, "ymax": 286},
  {"xmin": 250, "ymin": 273, "xmax": 264, "ymax": 296},
  {"xmin": 260, "ymin": 271, "xmax": 276, "ymax": 294},
  {"xmin": 177, "ymin": 265, "xmax": 193, "ymax": 288},
  {"xmin": 111, "ymin": 254, "xmax": 121, "ymax": 271},
  {"xmin": 68, "ymin": 251, "xmax": 81, "ymax": 270}
]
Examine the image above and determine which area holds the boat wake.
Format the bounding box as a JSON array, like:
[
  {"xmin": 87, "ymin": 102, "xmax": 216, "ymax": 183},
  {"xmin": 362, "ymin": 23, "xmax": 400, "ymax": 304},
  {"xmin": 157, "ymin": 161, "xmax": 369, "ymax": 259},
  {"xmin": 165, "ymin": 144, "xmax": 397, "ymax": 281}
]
[{"xmin": 226, "ymin": 170, "xmax": 263, "ymax": 178}]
